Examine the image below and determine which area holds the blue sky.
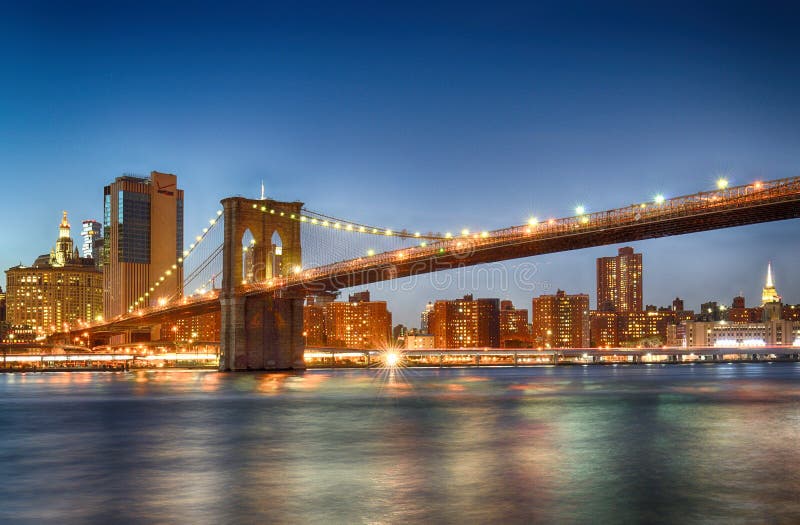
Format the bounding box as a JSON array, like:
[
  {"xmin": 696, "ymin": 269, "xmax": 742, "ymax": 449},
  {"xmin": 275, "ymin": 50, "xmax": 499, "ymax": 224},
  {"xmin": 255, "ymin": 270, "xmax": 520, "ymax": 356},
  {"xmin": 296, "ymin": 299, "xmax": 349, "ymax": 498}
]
[{"xmin": 2, "ymin": 1, "xmax": 799, "ymax": 326}]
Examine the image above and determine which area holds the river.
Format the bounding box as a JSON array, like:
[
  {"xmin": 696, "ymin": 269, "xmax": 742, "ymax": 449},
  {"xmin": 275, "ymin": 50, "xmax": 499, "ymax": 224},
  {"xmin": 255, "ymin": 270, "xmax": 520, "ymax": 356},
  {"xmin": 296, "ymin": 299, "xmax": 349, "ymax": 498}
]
[{"xmin": 1, "ymin": 363, "xmax": 798, "ymax": 524}]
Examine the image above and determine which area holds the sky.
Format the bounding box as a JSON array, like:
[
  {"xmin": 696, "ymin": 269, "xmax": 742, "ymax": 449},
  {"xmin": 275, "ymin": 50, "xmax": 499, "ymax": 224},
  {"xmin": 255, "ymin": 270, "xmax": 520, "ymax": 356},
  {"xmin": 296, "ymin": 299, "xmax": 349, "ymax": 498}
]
[{"xmin": 2, "ymin": 1, "xmax": 799, "ymax": 327}]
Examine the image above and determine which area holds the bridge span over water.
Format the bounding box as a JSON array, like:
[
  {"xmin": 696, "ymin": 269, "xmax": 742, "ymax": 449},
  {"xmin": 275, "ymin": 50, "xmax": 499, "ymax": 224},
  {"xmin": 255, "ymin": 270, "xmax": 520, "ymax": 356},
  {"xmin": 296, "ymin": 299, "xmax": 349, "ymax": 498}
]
[{"xmin": 61, "ymin": 176, "xmax": 800, "ymax": 371}]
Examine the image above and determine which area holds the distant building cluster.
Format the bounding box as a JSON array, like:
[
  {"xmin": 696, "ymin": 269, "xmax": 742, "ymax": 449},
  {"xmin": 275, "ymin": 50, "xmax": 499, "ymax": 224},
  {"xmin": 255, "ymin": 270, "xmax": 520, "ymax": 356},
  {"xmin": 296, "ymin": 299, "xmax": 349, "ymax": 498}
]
[{"xmin": 303, "ymin": 291, "xmax": 392, "ymax": 349}]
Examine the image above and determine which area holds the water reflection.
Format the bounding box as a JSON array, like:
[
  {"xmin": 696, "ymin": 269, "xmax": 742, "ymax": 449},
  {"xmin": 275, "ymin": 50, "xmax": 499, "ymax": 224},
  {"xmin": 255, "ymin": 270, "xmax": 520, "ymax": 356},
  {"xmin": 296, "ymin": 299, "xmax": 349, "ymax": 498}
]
[{"xmin": 0, "ymin": 364, "xmax": 799, "ymax": 523}]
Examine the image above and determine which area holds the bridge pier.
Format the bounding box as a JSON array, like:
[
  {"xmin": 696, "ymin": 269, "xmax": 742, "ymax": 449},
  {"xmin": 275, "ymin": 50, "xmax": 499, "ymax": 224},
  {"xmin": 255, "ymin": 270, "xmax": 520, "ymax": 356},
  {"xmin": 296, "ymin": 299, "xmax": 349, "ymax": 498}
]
[{"xmin": 219, "ymin": 293, "xmax": 306, "ymax": 371}]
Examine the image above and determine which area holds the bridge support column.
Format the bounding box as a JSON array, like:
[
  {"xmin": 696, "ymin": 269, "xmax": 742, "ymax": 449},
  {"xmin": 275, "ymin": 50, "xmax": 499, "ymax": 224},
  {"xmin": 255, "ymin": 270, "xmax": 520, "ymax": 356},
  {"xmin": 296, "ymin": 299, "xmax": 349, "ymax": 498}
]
[{"xmin": 219, "ymin": 293, "xmax": 306, "ymax": 371}]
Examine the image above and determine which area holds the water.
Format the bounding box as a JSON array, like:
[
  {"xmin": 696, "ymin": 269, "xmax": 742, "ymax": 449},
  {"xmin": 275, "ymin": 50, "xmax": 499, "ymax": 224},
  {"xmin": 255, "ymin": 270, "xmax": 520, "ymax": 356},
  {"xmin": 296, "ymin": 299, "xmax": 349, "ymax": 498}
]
[{"xmin": 1, "ymin": 364, "xmax": 799, "ymax": 524}]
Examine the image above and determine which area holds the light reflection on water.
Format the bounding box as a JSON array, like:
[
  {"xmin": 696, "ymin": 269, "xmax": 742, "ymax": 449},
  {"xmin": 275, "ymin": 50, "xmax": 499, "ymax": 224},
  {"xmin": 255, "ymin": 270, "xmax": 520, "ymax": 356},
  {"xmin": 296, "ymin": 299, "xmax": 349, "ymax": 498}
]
[{"xmin": 1, "ymin": 364, "xmax": 799, "ymax": 524}]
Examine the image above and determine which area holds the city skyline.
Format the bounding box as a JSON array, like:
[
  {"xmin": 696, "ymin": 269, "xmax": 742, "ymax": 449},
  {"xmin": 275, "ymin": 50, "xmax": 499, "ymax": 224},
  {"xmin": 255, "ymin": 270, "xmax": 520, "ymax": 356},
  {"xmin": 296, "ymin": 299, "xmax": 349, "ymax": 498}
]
[{"xmin": 3, "ymin": 2, "xmax": 800, "ymax": 327}]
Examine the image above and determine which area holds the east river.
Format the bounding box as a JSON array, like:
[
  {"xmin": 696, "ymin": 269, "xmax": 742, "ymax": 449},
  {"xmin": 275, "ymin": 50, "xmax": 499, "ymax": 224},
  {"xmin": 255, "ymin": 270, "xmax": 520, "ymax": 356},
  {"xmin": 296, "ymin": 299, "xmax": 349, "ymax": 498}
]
[{"xmin": 1, "ymin": 364, "xmax": 799, "ymax": 524}]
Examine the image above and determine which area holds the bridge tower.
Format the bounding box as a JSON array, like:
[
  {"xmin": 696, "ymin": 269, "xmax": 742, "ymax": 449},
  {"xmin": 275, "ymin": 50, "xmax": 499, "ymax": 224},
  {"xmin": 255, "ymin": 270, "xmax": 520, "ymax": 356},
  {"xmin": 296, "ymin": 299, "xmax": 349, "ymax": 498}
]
[{"xmin": 219, "ymin": 196, "xmax": 306, "ymax": 371}]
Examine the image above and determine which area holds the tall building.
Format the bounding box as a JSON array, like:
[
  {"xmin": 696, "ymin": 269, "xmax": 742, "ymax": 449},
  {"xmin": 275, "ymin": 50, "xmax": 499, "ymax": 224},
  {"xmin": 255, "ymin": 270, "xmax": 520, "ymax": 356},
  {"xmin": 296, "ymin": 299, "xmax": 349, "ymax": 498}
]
[
  {"xmin": 80, "ymin": 220, "xmax": 102, "ymax": 260},
  {"xmin": 499, "ymin": 300, "xmax": 529, "ymax": 347},
  {"xmin": 420, "ymin": 301, "xmax": 434, "ymax": 333},
  {"xmin": 532, "ymin": 290, "xmax": 589, "ymax": 348},
  {"xmin": 430, "ymin": 295, "xmax": 500, "ymax": 348},
  {"xmin": 103, "ymin": 172, "xmax": 184, "ymax": 318},
  {"xmin": 5, "ymin": 212, "xmax": 103, "ymax": 336},
  {"xmin": 596, "ymin": 247, "xmax": 642, "ymax": 312},
  {"xmin": 761, "ymin": 262, "xmax": 781, "ymax": 305}
]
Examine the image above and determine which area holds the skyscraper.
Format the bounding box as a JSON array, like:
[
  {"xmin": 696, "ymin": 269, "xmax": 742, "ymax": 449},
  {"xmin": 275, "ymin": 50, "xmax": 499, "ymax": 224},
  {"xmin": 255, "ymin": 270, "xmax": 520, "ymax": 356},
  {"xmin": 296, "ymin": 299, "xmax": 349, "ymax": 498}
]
[
  {"xmin": 103, "ymin": 172, "xmax": 184, "ymax": 318},
  {"xmin": 80, "ymin": 220, "xmax": 102, "ymax": 259},
  {"xmin": 596, "ymin": 246, "xmax": 643, "ymax": 312}
]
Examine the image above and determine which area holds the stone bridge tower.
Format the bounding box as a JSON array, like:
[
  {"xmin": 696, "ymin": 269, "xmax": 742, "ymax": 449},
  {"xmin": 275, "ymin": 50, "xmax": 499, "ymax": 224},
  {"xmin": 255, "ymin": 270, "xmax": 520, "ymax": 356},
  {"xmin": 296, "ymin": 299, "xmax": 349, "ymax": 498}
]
[{"xmin": 219, "ymin": 196, "xmax": 306, "ymax": 371}]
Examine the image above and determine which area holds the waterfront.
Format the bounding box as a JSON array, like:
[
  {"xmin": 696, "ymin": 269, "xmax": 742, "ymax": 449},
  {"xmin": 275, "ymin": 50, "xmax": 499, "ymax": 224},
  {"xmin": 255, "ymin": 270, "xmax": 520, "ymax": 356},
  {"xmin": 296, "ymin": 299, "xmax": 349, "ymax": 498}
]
[{"xmin": 1, "ymin": 364, "xmax": 799, "ymax": 523}]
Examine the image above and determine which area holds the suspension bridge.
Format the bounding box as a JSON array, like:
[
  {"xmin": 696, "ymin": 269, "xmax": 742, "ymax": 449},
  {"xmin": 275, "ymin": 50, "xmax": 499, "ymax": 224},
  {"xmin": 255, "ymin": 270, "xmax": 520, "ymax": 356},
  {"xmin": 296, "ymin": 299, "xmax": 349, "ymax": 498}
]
[{"xmin": 60, "ymin": 176, "xmax": 800, "ymax": 371}]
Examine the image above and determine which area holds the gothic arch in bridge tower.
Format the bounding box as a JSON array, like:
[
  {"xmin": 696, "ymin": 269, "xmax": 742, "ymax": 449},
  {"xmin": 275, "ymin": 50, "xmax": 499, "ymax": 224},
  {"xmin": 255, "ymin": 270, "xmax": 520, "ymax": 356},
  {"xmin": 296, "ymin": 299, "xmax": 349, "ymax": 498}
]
[{"xmin": 220, "ymin": 197, "xmax": 303, "ymax": 291}]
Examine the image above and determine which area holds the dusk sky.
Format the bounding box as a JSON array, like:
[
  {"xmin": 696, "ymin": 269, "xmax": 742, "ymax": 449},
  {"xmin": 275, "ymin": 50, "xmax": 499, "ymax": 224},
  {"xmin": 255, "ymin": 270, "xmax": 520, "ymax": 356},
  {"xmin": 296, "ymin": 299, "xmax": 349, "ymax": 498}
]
[{"xmin": 2, "ymin": 1, "xmax": 799, "ymax": 326}]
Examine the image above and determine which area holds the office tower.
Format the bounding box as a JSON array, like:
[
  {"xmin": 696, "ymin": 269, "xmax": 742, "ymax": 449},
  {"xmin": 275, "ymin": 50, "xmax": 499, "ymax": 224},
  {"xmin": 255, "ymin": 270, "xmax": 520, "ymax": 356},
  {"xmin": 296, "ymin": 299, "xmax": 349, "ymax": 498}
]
[
  {"xmin": 596, "ymin": 247, "xmax": 642, "ymax": 312},
  {"xmin": 103, "ymin": 172, "xmax": 184, "ymax": 318},
  {"xmin": 431, "ymin": 295, "xmax": 500, "ymax": 348},
  {"xmin": 532, "ymin": 290, "xmax": 590, "ymax": 348}
]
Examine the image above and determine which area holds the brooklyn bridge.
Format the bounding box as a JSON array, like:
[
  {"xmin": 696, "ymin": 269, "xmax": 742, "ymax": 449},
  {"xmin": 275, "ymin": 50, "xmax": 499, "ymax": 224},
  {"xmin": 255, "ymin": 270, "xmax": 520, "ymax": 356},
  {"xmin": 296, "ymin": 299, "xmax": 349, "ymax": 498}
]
[{"xmin": 57, "ymin": 177, "xmax": 800, "ymax": 371}]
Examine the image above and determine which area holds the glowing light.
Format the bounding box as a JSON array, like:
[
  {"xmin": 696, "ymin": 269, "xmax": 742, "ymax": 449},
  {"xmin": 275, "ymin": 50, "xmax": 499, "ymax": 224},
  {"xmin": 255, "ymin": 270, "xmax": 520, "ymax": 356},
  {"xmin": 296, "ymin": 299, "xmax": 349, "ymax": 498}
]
[
  {"xmin": 754, "ymin": 181, "xmax": 763, "ymax": 189},
  {"xmin": 158, "ymin": 298, "xmax": 167, "ymax": 307},
  {"xmin": 372, "ymin": 228, "xmax": 378, "ymax": 234},
  {"xmin": 334, "ymin": 222, "xmax": 341, "ymax": 229},
  {"xmin": 382, "ymin": 350, "xmax": 402, "ymax": 368},
  {"xmin": 481, "ymin": 231, "xmax": 489, "ymax": 238},
  {"xmin": 414, "ymin": 232, "xmax": 421, "ymax": 237},
  {"xmin": 717, "ymin": 177, "xmax": 729, "ymax": 189},
  {"xmin": 528, "ymin": 217, "xmax": 538, "ymax": 226},
  {"xmin": 293, "ymin": 265, "xmax": 302, "ymax": 274},
  {"xmin": 445, "ymin": 232, "xmax": 453, "ymax": 239},
  {"xmin": 217, "ymin": 210, "xmax": 223, "ymax": 216},
  {"xmin": 575, "ymin": 205, "xmax": 586, "ymax": 215},
  {"xmin": 654, "ymin": 194, "xmax": 665, "ymax": 204},
  {"xmin": 580, "ymin": 216, "xmax": 589, "ymax": 224},
  {"xmin": 385, "ymin": 229, "xmax": 393, "ymax": 236},
  {"xmin": 367, "ymin": 249, "xmax": 375, "ymax": 256},
  {"xmin": 461, "ymin": 229, "xmax": 470, "ymax": 236},
  {"xmin": 346, "ymin": 224, "xmax": 353, "ymax": 231}
]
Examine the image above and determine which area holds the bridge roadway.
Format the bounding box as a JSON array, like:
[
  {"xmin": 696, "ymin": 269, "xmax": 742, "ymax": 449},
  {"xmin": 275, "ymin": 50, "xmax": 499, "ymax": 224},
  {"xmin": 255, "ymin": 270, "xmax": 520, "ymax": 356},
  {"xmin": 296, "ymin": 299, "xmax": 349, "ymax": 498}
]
[{"xmin": 72, "ymin": 176, "xmax": 800, "ymax": 337}]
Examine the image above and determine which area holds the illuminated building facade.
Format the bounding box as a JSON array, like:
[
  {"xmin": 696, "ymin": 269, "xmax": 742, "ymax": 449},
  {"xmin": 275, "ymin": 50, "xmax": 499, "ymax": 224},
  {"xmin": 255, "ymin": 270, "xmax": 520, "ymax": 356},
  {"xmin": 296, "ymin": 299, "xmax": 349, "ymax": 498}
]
[
  {"xmin": 324, "ymin": 300, "xmax": 392, "ymax": 349},
  {"xmin": 728, "ymin": 296, "xmax": 763, "ymax": 324},
  {"xmin": 103, "ymin": 172, "xmax": 184, "ymax": 318},
  {"xmin": 532, "ymin": 290, "xmax": 589, "ymax": 348},
  {"xmin": 590, "ymin": 310, "xmax": 672, "ymax": 347},
  {"xmin": 303, "ymin": 303, "xmax": 327, "ymax": 347},
  {"xmin": 80, "ymin": 220, "xmax": 102, "ymax": 260},
  {"xmin": 405, "ymin": 333, "xmax": 435, "ymax": 349},
  {"xmin": 596, "ymin": 247, "xmax": 642, "ymax": 312},
  {"xmin": 420, "ymin": 301, "xmax": 434, "ymax": 333},
  {"xmin": 684, "ymin": 320, "xmax": 795, "ymax": 347},
  {"xmin": 5, "ymin": 212, "xmax": 103, "ymax": 336},
  {"xmin": 431, "ymin": 295, "xmax": 500, "ymax": 348},
  {"xmin": 499, "ymin": 300, "xmax": 529, "ymax": 347},
  {"xmin": 761, "ymin": 262, "xmax": 781, "ymax": 305}
]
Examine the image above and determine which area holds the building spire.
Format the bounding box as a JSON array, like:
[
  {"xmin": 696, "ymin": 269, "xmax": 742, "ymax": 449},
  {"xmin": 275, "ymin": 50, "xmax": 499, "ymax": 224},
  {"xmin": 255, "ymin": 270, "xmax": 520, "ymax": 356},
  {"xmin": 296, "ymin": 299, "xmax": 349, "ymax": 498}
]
[
  {"xmin": 766, "ymin": 261, "xmax": 774, "ymax": 288},
  {"xmin": 761, "ymin": 261, "xmax": 781, "ymax": 305}
]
